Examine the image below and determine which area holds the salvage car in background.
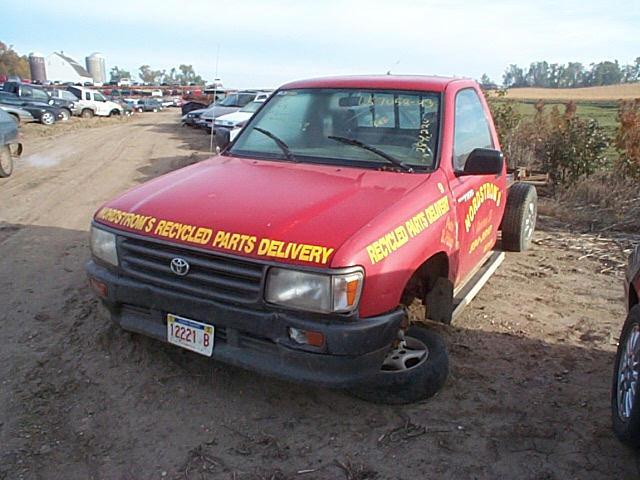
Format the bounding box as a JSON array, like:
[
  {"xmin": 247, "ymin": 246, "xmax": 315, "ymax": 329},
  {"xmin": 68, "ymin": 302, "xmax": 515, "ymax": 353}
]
[
  {"xmin": 197, "ymin": 91, "xmax": 270, "ymax": 130},
  {"xmin": 135, "ymin": 98, "xmax": 163, "ymax": 112},
  {"xmin": 2, "ymin": 81, "xmax": 74, "ymax": 121},
  {"xmin": 213, "ymin": 99, "xmax": 265, "ymax": 146},
  {"xmin": 67, "ymin": 86, "xmax": 123, "ymax": 118},
  {"xmin": 612, "ymin": 244, "xmax": 640, "ymax": 445},
  {"xmin": 0, "ymin": 104, "xmax": 35, "ymax": 125},
  {"xmin": 0, "ymin": 92, "xmax": 64, "ymax": 125},
  {"xmin": 0, "ymin": 108, "xmax": 23, "ymax": 177}
]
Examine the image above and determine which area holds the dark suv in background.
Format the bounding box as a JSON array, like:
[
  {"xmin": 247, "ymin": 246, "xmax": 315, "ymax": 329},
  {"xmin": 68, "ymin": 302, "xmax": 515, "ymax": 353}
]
[{"xmin": 2, "ymin": 81, "xmax": 75, "ymax": 121}]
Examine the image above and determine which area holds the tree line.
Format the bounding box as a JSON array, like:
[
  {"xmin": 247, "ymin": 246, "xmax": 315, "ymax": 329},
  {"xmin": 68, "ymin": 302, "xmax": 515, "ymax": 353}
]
[
  {"xmin": 110, "ymin": 65, "xmax": 204, "ymax": 85},
  {"xmin": 500, "ymin": 59, "xmax": 640, "ymax": 88}
]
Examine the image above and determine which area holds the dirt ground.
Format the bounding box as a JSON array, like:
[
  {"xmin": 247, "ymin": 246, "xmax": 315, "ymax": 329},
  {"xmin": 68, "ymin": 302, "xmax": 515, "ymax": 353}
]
[{"xmin": 1, "ymin": 111, "xmax": 638, "ymax": 480}]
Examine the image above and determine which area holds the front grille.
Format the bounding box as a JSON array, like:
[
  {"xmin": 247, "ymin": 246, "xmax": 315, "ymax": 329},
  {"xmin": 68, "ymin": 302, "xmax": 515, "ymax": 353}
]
[{"xmin": 118, "ymin": 236, "xmax": 265, "ymax": 304}]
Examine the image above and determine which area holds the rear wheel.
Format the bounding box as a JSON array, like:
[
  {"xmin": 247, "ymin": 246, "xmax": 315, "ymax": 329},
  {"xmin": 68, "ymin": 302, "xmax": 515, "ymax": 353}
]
[
  {"xmin": 501, "ymin": 183, "xmax": 537, "ymax": 252},
  {"xmin": 0, "ymin": 145, "xmax": 13, "ymax": 177},
  {"xmin": 40, "ymin": 112, "xmax": 55, "ymax": 125},
  {"xmin": 612, "ymin": 306, "xmax": 640, "ymax": 446},
  {"xmin": 350, "ymin": 325, "xmax": 449, "ymax": 405},
  {"xmin": 81, "ymin": 109, "xmax": 94, "ymax": 119},
  {"xmin": 109, "ymin": 109, "xmax": 121, "ymax": 117}
]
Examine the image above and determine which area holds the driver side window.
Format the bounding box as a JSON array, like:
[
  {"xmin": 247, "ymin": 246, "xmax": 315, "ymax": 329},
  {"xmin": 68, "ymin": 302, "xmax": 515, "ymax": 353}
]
[{"xmin": 453, "ymin": 89, "xmax": 493, "ymax": 171}]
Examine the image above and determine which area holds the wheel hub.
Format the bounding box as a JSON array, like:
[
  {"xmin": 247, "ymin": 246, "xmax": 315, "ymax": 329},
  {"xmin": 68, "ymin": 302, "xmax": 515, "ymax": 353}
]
[
  {"xmin": 618, "ymin": 325, "xmax": 640, "ymax": 420},
  {"xmin": 382, "ymin": 335, "xmax": 428, "ymax": 372}
]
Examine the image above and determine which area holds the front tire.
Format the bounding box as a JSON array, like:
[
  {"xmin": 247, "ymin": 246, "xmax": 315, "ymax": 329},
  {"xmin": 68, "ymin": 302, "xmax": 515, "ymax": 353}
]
[
  {"xmin": 40, "ymin": 112, "xmax": 55, "ymax": 125},
  {"xmin": 0, "ymin": 145, "xmax": 13, "ymax": 177},
  {"xmin": 501, "ymin": 183, "xmax": 537, "ymax": 252},
  {"xmin": 350, "ymin": 325, "xmax": 449, "ymax": 405},
  {"xmin": 81, "ymin": 109, "xmax": 94, "ymax": 119},
  {"xmin": 612, "ymin": 306, "xmax": 640, "ymax": 446},
  {"xmin": 60, "ymin": 109, "xmax": 71, "ymax": 121}
]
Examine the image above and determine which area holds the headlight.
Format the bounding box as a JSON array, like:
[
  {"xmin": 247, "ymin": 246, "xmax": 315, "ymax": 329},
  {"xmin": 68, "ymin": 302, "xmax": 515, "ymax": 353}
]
[
  {"xmin": 265, "ymin": 268, "xmax": 363, "ymax": 313},
  {"xmin": 91, "ymin": 226, "xmax": 118, "ymax": 266}
]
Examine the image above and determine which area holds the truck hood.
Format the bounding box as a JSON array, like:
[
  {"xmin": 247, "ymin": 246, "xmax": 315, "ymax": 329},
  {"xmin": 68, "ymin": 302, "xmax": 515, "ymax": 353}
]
[{"xmin": 95, "ymin": 155, "xmax": 429, "ymax": 267}]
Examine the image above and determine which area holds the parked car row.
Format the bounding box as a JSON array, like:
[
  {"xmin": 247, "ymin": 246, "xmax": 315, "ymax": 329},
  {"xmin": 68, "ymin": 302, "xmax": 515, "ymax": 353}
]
[
  {"xmin": 0, "ymin": 80, "xmax": 180, "ymax": 128},
  {"xmin": 181, "ymin": 90, "xmax": 271, "ymax": 145}
]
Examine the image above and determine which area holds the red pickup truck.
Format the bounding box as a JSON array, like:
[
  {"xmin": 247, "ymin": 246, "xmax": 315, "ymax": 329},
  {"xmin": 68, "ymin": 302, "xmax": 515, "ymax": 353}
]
[
  {"xmin": 612, "ymin": 244, "xmax": 640, "ymax": 443},
  {"xmin": 87, "ymin": 75, "xmax": 537, "ymax": 404}
]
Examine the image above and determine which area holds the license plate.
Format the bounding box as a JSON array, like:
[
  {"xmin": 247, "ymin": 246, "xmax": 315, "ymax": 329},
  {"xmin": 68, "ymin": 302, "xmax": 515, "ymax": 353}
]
[{"xmin": 167, "ymin": 314, "xmax": 214, "ymax": 357}]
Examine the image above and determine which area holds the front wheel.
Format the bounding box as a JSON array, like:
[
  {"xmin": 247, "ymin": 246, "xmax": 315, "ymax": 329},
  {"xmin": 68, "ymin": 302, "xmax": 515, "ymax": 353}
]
[
  {"xmin": 501, "ymin": 183, "xmax": 537, "ymax": 252},
  {"xmin": 350, "ymin": 325, "xmax": 449, "ymax": 405},
  {"xmin": 81, "ymin": 109, "xmax": 94, "ymax": 119},
  {"xmin": 60, "ymin": 109, "xmax": 71, "ymax": 121},
  {"xmin": 40, "ymin": 112, "xmax": 55, "ymax": 125},
  {"xmin": 612, "ymin": 306, "xmax": 640, "ymax": 446},
  {"xmin": 0, "ymin": 145, "xmax": 14, "ymax": 177}
]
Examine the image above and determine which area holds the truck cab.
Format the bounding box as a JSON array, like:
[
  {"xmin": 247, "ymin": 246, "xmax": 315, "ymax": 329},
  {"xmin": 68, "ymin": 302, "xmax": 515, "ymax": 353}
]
[{"xmin": 87, "ymin": 75, "xmax": 537, "ymax": 404}]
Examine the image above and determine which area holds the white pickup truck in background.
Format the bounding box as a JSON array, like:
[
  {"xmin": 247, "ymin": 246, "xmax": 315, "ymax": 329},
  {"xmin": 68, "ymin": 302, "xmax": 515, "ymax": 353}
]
[{"xmin": 66, "ymin": 86, "xmax": 124, "ymax": 118}]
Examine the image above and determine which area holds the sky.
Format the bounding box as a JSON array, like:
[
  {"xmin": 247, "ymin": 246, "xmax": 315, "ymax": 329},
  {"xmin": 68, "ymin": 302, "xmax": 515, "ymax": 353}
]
[{"xmin": 2, "ymin": 0, "xmax": 639, "ymax": 89}]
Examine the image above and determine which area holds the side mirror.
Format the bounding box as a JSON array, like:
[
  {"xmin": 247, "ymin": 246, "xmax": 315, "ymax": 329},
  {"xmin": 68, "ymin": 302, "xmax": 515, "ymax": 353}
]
[
  {"xmin": 458, "ymin": 148, "xmax": 503, "ymax": 176},
  {"xmin": 215, "ymin": 128, "xmax": 231, "ymax": 151}
]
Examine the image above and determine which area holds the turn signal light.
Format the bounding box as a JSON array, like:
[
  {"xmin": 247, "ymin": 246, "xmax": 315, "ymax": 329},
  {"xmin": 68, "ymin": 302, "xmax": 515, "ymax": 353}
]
[
  {"xmin": 89, "ymin": 277, "xmax": 108, "ymax": 298},
  {"xmin": 288, "ymin": 327, "xmax": 325, "ymax": 347}
]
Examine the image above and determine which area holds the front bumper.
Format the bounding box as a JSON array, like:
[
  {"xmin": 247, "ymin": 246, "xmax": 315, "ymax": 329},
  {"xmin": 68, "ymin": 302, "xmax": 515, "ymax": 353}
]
[{"xmin": 86, "ymin": 260, "xmax": 403, "ymax": 388}]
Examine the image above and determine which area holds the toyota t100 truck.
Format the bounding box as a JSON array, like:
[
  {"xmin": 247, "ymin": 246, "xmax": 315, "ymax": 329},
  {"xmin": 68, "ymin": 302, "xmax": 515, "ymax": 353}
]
[{"xmin": 87, "ymin": 75, "xmax": 537, "ymax": 404}]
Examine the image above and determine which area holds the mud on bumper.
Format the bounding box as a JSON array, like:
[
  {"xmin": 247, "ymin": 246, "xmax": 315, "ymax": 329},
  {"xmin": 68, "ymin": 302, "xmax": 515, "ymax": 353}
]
[{"xmin": 86, "ymin": 260, "xmax": 404, "ymax": 388}]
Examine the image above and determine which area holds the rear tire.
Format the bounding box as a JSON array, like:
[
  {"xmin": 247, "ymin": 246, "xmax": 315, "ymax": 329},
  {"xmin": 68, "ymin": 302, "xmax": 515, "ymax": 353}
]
[
  {"xmin": 612, "ymin": 306, "xmax": 640, "ymax": 446},
  {"xmin": 0, "ymin": 145, "xmax": 13, "ymax": 178},
  {"xmin": 81, "ymin": 109, "xmax": 94, "ymax": 119},
  {"xmin": 501, "ymin": 183, "xmax": 537, "ymax": 252},
  {"xmin": 350, "ymin": 325, "xmax": 449, "ymax": 405}
]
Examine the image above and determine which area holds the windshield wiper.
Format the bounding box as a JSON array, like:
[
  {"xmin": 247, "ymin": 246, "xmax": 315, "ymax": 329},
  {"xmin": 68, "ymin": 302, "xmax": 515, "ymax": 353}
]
[
  {"xmin": 327, "ymin": 136, "xmax": 413, "ymax": 172},
  {"xmin": 253, "ymin": 127, "xmax": 297, "ymax": 161}
]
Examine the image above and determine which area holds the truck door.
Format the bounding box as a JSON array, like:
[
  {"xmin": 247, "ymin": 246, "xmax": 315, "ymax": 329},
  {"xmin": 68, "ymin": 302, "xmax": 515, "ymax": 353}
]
[{"xmin": 448, "ymin": 88, "xmax": 506, "ymax": 285}]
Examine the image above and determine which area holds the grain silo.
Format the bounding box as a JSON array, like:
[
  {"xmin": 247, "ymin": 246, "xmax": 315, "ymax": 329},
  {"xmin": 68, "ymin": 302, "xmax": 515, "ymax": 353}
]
[
  {"xmin": 29, "ymin": 52, "xmax": 47, "ymax": 83},
  {"xmin": 86, "ymin": 52, "xmax": 106, "ymax": 84}
]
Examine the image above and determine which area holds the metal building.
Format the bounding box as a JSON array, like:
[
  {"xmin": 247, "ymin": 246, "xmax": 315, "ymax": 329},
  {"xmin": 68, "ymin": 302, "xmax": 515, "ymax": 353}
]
[
  {"xmin": 28, "ymin": 52, "xmax": 47, "ymax": 83},
  {"xmin": 86, "ymin": 52, "xmax": 106, "ymax": 84}
]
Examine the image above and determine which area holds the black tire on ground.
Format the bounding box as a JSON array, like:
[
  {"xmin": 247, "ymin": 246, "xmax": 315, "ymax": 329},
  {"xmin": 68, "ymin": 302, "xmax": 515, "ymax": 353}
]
[
  {"xmin": 349, "ymin": 325, "xmax": 449, "ymax": 405},
  {"xmin": 612, "ymin": 305, "xmax": 640, "ymax": 446},
  {"xmin": 60, "ymin": 109, "xmax": 71, "ymax": 121},
  {"xmin": 501, "ymin": 183, "xmax": 537, "ymax": 252},
  {"xmin": 40, "ymin": 111, "xmax": 55, "ymax": 125},
  {"xmin": 109, "ymin": 109, "xmax": 121, "ymax": 117},
  {"xmin": 0, "ymin": 145, "xmax": 13, "ymax": 178},
  {"xmin": 81, "ymin": 109, "xmax": 94, "ymax": 119}
]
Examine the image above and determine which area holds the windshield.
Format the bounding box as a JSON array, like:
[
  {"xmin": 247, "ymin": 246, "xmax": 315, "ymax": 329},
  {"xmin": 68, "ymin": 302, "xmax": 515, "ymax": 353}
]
[
  {"xmin": 217, "ymin": 93, "xmax": 257, "ymax": 107},
  {"xmin": 240, "ymin": 101, "xmax": 263, "ymax": 113},
  {"xmin": 229, "ymin": 88, "xmax": 441, "ymax": 170}
]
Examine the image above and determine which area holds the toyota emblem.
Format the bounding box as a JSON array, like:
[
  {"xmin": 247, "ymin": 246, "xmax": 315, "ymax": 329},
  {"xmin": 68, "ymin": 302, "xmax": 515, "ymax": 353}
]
[{"xmin": 170, "ymin": 257, "xmax": 190, "ymax": 276}]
